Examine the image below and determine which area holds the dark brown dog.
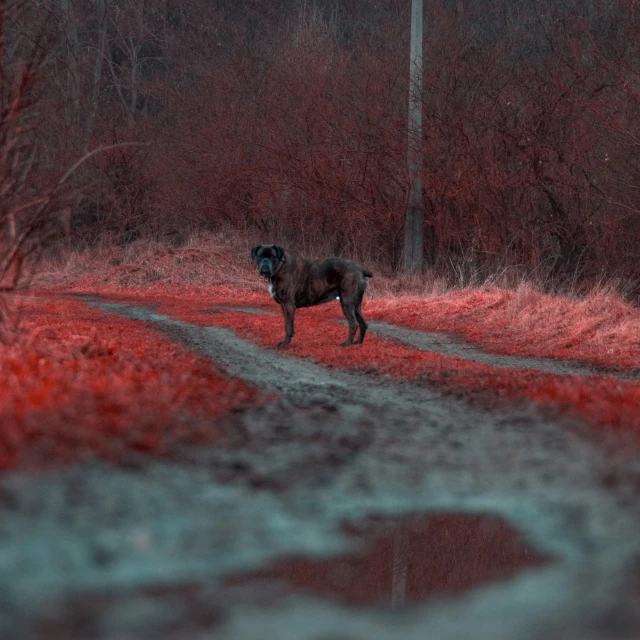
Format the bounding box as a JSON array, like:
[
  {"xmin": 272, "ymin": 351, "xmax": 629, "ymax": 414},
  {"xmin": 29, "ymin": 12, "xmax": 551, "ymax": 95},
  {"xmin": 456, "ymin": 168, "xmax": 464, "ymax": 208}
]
[{"xmin": 250, "ymin": 244, "xmax": 373, "ymax": 347}]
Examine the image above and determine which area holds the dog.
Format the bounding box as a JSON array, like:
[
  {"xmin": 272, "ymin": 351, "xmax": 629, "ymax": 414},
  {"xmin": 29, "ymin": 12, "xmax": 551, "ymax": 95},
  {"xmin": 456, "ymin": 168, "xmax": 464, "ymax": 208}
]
[{"xmin": 250, "ymin": 244, "xmax": 373, "ymax": 347}]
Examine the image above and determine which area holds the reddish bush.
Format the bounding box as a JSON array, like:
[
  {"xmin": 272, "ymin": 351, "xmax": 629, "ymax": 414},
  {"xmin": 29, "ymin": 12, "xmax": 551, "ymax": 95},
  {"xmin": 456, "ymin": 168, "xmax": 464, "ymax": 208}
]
[{"xmin": 24, "ymin": 0, "xmax": 640, "ymax": 288}]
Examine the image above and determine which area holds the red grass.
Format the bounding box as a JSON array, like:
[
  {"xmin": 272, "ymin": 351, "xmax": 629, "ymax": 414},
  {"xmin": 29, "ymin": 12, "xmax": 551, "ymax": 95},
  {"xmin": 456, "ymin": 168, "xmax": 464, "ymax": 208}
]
[
  {"xmin": 68, "ymin": 282, "xmax": 640, "ymax": 372},
  {"xmin": 93, "ymin": 290, "xmax": 640, "ymax": 438},
  {"xmin": 367, "ymin": 286, "xmax": 640, "ymax": 371},
  {"xmin": 0, "ymin": 294, "xmax": 267, "ymax": 470},
  {"xmin": 42, "ymin": 235, "xmax": 640, "ymax": 372}
]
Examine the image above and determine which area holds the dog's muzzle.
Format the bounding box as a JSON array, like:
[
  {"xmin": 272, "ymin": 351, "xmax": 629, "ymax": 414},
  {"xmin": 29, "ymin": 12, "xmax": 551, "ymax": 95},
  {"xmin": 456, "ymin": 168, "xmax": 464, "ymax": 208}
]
[{"xmin": 258, "ymin": 259, "xmax": 272, "ymax": 276}]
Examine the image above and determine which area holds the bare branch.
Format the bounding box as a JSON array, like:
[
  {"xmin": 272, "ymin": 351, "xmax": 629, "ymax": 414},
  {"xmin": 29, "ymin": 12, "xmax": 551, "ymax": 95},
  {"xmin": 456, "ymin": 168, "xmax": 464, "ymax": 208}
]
[{"xmin": 0, "ymin": 141, "xmax": 150, "ymax": 286}]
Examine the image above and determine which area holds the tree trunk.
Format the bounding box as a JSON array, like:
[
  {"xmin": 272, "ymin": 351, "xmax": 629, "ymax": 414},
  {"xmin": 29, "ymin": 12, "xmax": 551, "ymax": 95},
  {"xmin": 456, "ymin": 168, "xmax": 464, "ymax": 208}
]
[
  {"xmin": 60, "ymin": 0, "xmax": 81, "ymax": 133},
  {"xmin": 85, "ymin": 0, "xmax": 108, "ymax": 147},
  {"xmin": 403, "ymin": 0, "xmax": 424, "ymax": 273}
]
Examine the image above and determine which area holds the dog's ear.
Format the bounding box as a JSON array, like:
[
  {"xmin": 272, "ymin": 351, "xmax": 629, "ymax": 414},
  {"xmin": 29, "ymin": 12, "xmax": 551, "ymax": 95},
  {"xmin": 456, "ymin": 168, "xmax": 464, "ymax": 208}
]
[
  {"xmin": 250, "ymin": 246, "xmax": 260, "ymax": 261},
  {"xmin": 274, "ymin": 245, "xmax": 285, "ymax": 261}
]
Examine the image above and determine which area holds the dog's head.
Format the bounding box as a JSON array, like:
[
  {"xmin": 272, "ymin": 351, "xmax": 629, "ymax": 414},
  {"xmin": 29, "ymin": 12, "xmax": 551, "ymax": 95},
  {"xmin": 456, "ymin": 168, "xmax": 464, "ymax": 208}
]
[{"xmin": 250, "ymin": 244, "xmax": 285, "ymax": 278}]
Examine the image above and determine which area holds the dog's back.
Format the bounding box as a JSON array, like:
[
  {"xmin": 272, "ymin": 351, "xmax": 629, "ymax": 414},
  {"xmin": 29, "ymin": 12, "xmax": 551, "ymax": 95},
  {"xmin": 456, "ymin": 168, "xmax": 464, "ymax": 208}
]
[{"xmin": 312, "ymin": 257, "xmax": 372, "ymax": 281}]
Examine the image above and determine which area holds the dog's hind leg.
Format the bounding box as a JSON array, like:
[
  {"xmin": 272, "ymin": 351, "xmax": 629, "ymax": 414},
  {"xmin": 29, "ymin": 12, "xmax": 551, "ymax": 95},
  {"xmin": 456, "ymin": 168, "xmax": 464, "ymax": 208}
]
[
  {"xmin": 354, "ymin": 279, "xmax": 368, "ymax": 343},
  {"xmin": 339, "ymin": 296, "xmax": 359, "ymax": 346},
  {"xmin": 354, "ymin": 304, "xmax": 367, "ymax": 344}
]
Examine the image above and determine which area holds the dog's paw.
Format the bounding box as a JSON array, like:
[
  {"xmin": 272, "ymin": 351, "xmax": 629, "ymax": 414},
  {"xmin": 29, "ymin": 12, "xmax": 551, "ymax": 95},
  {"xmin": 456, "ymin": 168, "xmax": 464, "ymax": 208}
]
[
  {"xmin": 339, "ymin": 341, "xmax": 353, "ymax": 347},
  {"xmin": 276, "ymin": 340, "xmax": 291, "ymax": 348}
]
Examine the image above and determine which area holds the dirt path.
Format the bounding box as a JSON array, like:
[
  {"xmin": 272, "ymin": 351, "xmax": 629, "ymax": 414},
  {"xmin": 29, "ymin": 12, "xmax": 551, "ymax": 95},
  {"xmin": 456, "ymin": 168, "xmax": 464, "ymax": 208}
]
[
  {"xmin": 1, "ymin": 297, "xmax": 639, "ymax": 639},
  {"xmin": 202, "ymin": 302, "xmax": 638, "ymax": 379},
  {"xmin": 367, "ymin": 321, "xmax": 640, "ymax": 379}
]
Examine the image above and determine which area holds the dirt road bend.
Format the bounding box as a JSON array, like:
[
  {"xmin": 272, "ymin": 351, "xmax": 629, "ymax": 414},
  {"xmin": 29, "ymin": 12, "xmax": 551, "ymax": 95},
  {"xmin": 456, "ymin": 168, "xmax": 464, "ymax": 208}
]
[{"xmin": 0, "ymin": 297, "xmax": 638, "ymax": 640}]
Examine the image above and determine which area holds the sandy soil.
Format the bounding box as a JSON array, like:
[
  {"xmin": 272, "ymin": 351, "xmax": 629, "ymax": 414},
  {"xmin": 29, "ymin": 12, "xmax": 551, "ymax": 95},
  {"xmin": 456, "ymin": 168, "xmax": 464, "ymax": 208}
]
[{"xmin": 1, "ymin": 296, "xmax": 639, "ymax": 639}]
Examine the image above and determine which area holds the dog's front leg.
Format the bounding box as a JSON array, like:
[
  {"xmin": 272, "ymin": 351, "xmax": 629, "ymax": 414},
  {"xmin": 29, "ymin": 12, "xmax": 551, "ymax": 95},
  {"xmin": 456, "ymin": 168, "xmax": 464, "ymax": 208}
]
[{"xmin": 277, "ymin": 303, "xmax": 295, "ymax": 347}]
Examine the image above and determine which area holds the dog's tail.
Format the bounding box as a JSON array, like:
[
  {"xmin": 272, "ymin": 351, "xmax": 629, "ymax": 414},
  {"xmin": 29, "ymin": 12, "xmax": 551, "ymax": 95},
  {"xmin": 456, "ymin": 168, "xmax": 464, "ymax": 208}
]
[{"xmin": 363, "ymin": 269, "xmax": 373, "ymax": 278}]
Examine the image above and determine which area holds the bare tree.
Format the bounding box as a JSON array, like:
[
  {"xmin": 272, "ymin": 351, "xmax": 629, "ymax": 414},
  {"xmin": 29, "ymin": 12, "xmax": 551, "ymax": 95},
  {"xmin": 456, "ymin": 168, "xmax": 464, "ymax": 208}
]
[
  {"xmin": 104, "ymin": 0, "xmax": 165, "ymax": 128},
  {"xmin": 85, "ymin": 0, "xmax": 109, "ymax": 146},
  {"xmin": 0, "ymin": 0, "xmax": 46, "ymax": 267},
  {"xmin": 0, "ymin": 1, "xmax": 147, "ymax": 317}
]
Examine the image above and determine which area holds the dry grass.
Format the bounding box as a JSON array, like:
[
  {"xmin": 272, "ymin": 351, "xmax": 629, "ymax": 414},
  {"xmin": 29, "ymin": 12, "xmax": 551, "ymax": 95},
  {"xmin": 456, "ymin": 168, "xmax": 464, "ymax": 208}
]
[
  {"xmin": 33, "ymin": 232, "xmax": 462, "ymax": 297},
  {"xmin": 33, "ymin": 230, "xmax": 263, "ymax": 292},
  {"xmin": 366, "ymin": 283, "xmax": 640, "ymax": 370},
  {"xmin": 0, "ymin": 293, "xmax": 267, "ymax": 470},
  {"xmin": 27, "ymin": 231, "xmax": 640, "ymax": 371},
  {"xmin": 8, "ymin": 229, "xmax": 640, "ymax": 445}
]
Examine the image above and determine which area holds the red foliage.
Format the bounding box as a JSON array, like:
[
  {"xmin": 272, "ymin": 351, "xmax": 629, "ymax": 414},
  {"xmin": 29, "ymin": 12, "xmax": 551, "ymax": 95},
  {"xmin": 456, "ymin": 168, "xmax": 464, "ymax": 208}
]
[
  {"xmin": 70, "ymin": 283, "xmax": 640, "ymax": 373},
  {"xmin": 0, "ymin": 294, "xmax": 267, "ymax": 470},
  {"xmin": 98, "ymin": 288, "xmax": 640, "ymax": 438}
]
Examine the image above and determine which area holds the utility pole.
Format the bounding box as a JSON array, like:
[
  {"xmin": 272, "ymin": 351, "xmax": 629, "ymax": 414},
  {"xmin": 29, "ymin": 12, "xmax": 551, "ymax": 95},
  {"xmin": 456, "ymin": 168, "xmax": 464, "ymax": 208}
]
[
  {"xmin": 391, "ymin": 527, "xmax": 408, "ymax": 609},
  {"xmin": 403, "ymin": 0, "xmax": 424, "ymax": 273}
]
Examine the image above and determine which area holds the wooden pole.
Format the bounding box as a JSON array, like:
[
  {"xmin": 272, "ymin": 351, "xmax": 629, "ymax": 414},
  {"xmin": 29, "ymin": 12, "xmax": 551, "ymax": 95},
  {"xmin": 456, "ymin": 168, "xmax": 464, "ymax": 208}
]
[{"xmin": 403, "ymin": 0, "xmax": 424, "ymax": 273}]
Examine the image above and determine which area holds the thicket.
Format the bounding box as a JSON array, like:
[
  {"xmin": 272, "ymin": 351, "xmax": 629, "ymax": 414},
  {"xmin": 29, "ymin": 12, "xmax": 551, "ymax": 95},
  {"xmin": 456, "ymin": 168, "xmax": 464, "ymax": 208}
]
[{"xmin": 7, "ymin": 0, "xmax": 640, "ymax": 292}]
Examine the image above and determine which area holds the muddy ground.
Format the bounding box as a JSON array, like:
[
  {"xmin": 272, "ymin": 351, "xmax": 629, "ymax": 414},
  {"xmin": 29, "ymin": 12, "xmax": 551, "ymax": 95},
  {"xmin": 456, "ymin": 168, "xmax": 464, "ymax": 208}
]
[{"xmin": 1, "ymin": 297, "xmax": 639, "ymax": 639}]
